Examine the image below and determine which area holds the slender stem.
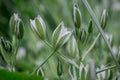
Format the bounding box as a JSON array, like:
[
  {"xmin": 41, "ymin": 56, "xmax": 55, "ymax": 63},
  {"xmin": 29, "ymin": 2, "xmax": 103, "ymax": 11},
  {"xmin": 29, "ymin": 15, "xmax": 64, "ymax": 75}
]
[
  {"xmin": 81, "ymin": 0, "xmax": 120, "ymax": 72},
  {"xmin": 77, "ymin": 39, "xmax": 81, "ymax": 58},
  {"xmin": 82, "ymin": 33, "xmax": 100, "ymax": 61},
  {"xmin": 83, "ymin": 33, "xmax": 90, "ymax": 47},
  {"xmin": 11, "ymin": 37, "xmax": 21, "ymax": 72},
  {"xmin": 33, "ymin": 50, "xmax": 56, "ymax": 75},
  {"xmin": 96, "ymin": 65, "xmax": 116, "ymax": 74},
  {"xmin": 43, "ymin": 40, "xmax": 79, "ymax": 68}
]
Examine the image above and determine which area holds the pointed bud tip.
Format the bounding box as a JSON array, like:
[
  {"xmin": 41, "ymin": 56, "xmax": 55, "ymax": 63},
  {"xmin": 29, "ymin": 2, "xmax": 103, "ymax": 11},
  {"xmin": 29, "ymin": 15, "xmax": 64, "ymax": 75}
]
[
  {"xmin": 73, "ymin": 3, "xmax": 82, "ymax": 29},
  {"xmin": 100, "ymin": 9, "xmax": 108, "ymax": 29},
  {"xmin": 88, "ymin": 19, "xmax": 93, "ymax": 33}
]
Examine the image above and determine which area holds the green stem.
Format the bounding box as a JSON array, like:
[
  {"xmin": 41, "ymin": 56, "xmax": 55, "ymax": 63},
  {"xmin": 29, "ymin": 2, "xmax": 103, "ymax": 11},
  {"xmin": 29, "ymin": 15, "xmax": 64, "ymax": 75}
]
[
  {"xmin": 33, "ymin": 50, "xmax": 56, "ymax": 75},
  {"xmin": 10, "ymin": 45, "xmax": 19, "ymax": 72},
  {"xmin": 43, "ymin": 40, "xmax": 79, "ymax": 68},
  {"xmin": 77, "ymin": 39, "xmax": 81, "ymax": 57},
  {"xmin": 83, "ymin": 34, "xmax": 89, "ymax": 47},
  {"xmin": 11, "ymin": 37, "xmax": 21, "ymax": 72},
  {"xmin": 81, "ymin": 0, "xmax": 120, "ymax": 72},
  {"xmin": 82, "ymin": 33, "xmax": 100, "ymax": 61},
  {"xmin": 96, "ymin": 65, "xmax": 116, "ymax": 74}
]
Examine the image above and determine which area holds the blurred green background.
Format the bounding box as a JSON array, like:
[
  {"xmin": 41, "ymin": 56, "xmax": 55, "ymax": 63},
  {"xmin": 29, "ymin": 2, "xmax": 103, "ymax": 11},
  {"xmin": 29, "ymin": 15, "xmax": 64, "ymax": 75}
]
[{"xmin": 0, "ymin": 0, "xmax": 120, "ymax": 79}]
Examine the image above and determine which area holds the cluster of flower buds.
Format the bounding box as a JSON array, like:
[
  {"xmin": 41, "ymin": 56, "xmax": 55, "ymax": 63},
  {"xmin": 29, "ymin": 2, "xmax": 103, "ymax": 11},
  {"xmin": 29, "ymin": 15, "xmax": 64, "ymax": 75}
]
[
  {"xmin": 68, "ymin": 62, "xmax": 96, "ymax": 80},
  {"xmin": 73, "ymin": 4, "xmax": 93, "ymax": 44},
  {"xmin": 73, "ymin": 3, "xmax": 82, "ymax": 39},
  {"xmin": 0, "ymin": 13, "xmax": 24, "ymax": 71},
  {"xmin": 30, "ymin": 15, "xmax": 71, "ymax": 51},
  {"xmin": 9, "ymin": 13, "xmax": 24, "ymax": 40}
]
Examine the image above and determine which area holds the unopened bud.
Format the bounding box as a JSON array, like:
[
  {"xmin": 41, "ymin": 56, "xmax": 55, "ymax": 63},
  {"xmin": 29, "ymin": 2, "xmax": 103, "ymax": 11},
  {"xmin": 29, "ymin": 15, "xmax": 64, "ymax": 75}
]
[
  {"xmin": 15, "ymin": 20, "xmax": 24, "ymax": 39},
  {"xmin": 67, "ymin": 36, "xmax": 79, "ymax": 59},
  {"xmin": 100, "ymin": 9, "xmax": 108, "ymax": 29},
  {"xmin": 79, "ymin": 29, "xmax": 87, "ymax": 42},
  {"xmin": 30, "ymin": 15, "xmax": 46, "ymax": 40},
  {"xmin": 57, "ymin": 60, "xmax": 62, "ymax": 77},
  {"xmin": 9, "ymin": 13, "xmax": 19, "ymax": 35},
  {"xmin": 9, "ymin": 13, "xmax": 24, "ymax": 39},
  {"xmin": 52, "ymin": 22, "xmax": 71, "ymax": 50},
  {"xmin": 73, "ymin": 4, "xmax": 81, "ymax": 29},
  {"xmin": 0, "ymin": 37, "xmax": 13, "ymax": 53},
  {"xmin": 88, "ymin": 19, "xmax": 93, "ymax": 34}
]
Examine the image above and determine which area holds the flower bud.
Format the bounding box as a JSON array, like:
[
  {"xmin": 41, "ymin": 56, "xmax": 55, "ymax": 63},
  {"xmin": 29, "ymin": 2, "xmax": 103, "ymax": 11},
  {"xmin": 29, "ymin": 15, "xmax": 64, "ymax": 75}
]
[
  {"xmin": 0, "ymin": 37, "xmax": 13, "ymax": 53},
  {"xmin": 79, "ymin": 28, "xmax": 87, "ymax": 42},
  {"xmin": 15, "ymin": 20, "xmax": 24, "ymax": 39},
  {"xmin": 88, "ymin": 19, "xmax": 93, "ymax": 34},
  {"xmin": 52, "ymin": 22, "xmax": 71, "ymax": 50},
  {"xmin": 9, "ymin": 13, "xmax": 24, "ymax": 40},
  {"xmin": 67, "ymin": 36, "xmax": 79, "ymax": 59},
  {"xmin": 0, "ymin": 37, "xmax": 7, "ymax": 50},
  {"xmin": 9, "ymin": 13, "xmax": 19, "ymax": 35},
  {"xmin": 73, "ymin": 4, "xmax": 81, "ymax": 29},
  {"xmin": 57, "ymin": 60, "xmax": 62, "ymax": 77},
  {"xmin": 30, "ymin": 15, "xmax": 46, "ymax": 40},
  {"xmin": 79, "ymin": 63, "xmax": 84, "ymax": 79},
  {"xmin": 100, "ymin": 9, "xmax": 108, "ymax": 29},
  {"xmin": 68, "ymin": 65, "xmax": 78, "ymax": 80}
]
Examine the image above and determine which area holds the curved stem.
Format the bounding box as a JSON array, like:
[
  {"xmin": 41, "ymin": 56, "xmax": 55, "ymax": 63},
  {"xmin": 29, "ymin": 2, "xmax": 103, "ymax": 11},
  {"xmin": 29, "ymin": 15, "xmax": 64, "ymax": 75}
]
[
  {"xmin": 82, "ymin": 33, "xmax": 100, "ymax": 61},
  {"xmin": 33, "ymin": 50, "xmax": 56, "ymax": 75},
  {"xmin": 82, "ymin": 0, "xmax": 120, "ymax": 72},
  {"xmin": 96, "ymin": 65, "xmax": 116, "ymax": 74}
]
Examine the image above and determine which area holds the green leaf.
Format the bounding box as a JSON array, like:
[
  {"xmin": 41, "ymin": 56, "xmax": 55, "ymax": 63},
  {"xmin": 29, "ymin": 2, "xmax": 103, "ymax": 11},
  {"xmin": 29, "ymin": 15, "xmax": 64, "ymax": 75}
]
[{"xmin": 0, "ymin": 69, "xmax": 43, "ymax": 80}]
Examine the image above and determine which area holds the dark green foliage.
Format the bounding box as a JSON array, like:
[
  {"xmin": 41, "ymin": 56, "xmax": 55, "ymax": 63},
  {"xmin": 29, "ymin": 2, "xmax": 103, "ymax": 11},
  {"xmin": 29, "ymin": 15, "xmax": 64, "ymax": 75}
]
[{"xmin": 0, "ymin": 69, "xmax": 43, "ymax": 80}]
